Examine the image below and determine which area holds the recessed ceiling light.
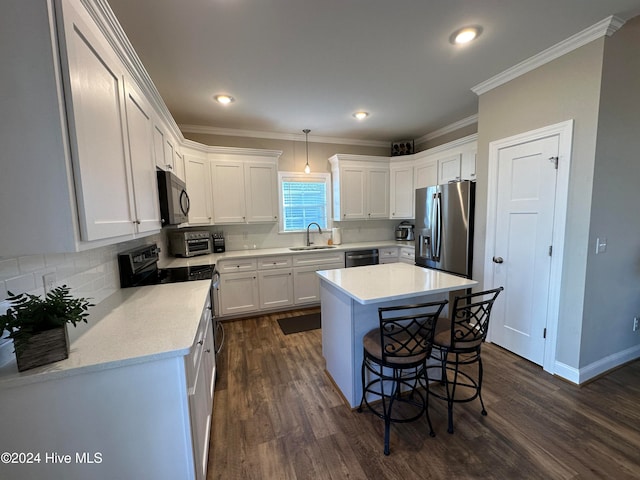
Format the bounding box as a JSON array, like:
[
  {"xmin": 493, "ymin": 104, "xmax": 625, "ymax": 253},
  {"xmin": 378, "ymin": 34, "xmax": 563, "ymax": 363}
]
[
  {"xmin": 214, "ymin": 94, "xmax": 235, "ymax": 105},
  {"xmin": 450, "ymin": 26, "xmax": 482, "ymax": 45},
  {"xmin": 353, "ymin": 111, "xmax": 369, "ymax": 120}
]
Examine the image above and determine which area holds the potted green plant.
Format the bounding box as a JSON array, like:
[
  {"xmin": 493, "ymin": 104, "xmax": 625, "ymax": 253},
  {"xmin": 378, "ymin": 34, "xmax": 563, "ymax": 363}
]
[{"xmin": 0, "ymin": 285, "xmax": 93, "ymax": 372}]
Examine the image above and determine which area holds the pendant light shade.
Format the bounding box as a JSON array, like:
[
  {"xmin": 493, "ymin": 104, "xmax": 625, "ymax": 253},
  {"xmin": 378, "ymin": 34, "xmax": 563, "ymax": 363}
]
[{"xmin": 303, "ymin": 129, "xmax": 311, "ymax": 174}]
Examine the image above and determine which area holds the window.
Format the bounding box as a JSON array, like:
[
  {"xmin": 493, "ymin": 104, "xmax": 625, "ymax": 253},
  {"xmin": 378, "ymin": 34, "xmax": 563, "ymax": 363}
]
[{"xmin": 278, "ymin": 172, "xmax": 331, "ymax": 232}]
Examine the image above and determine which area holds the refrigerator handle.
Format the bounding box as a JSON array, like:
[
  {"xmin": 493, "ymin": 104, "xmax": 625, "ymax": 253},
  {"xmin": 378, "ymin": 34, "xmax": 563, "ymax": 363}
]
[{"xmin": 431, "ymin": 193, "xmax": 442, "ymax": 260}]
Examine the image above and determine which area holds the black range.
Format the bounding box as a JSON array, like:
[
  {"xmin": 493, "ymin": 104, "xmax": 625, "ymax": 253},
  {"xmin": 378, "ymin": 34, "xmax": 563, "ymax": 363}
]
[{"xmin": 118, "ymin": 244, "xmax": 214, "ymax": 288}]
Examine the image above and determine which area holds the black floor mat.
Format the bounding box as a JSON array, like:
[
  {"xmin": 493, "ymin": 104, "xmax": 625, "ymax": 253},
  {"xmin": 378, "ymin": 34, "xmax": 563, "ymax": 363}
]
[{"xmin": 277, "ymin": 313, "xmax": 321, "ymax": 335}]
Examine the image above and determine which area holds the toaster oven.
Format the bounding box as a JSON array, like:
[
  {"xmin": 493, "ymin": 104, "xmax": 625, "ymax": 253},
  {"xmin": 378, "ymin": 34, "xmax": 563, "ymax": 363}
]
[{"xmin": 169, "ymin": 231, "xmax": 212, "ymax": 257}]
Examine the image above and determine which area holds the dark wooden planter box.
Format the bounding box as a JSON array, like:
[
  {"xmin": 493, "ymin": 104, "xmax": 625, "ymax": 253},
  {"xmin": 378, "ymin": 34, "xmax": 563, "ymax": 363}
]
[{"xmin": 14, "ymin": 326, "xmax": 69, "ymax": 372}]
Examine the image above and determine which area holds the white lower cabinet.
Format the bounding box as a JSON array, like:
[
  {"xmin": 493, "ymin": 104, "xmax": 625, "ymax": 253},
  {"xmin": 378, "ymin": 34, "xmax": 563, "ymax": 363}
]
[
  {"xmin": 218, "ymin": 258, "xmax": 260, "ymax": 316},
  {"xmin": 293, "ymin": 252, "xmax": 345, "ymax": 305},
  {"xmin": 399, "ymin": 247, "xmax": 416, "ymax": 264},
  {"xmin": 219, "ymin": 271, "xmax": 259, "ymax": 316},
  {"xmin": 257, "ymin": 256, "xmax": 293, "ymax": 309},
  {"xmin": 379, "ymin": 247, "xmax": 399, "ymax": 264},
  {"xmin": 293, "ymin": 266, "xmax": 324, "ymax": 304},
  {"xmin": 187, "ymin": 301, "xmax": 215, "ymax": 480},
  {"xmin": 258, "ymin": 269, "xmax": 294, "ymax": 309},
  {"xmin": 218, "ymin": 252, "xmax": 345, "ymax": 315}
]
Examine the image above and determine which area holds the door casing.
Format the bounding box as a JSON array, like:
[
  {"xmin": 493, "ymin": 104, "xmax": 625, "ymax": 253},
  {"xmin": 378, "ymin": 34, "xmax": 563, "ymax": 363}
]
[{"xmin": 484, "ymin": 120, "xmax": 573, "ymax": 374}]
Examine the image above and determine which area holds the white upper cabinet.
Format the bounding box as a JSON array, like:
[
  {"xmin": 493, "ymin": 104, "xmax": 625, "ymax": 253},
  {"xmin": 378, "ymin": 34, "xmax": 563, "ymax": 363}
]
[
  {"xmin": 153, "ymin": 123, "xmax": 167, "ymax": 171},
  {"xmin": 367, "ymin": 167, "xmax": 390, "ymax": 219},
  {"xmin": 436, "ymin": 138, "xmax": 477, "ymax": 184},
  {"xmin": 59, "ymin": 0, "xmax": 136, "ymax": 241},
  {"xmin": 184, "ymin": 151, "xmax": 213, "ymax": 225},
  {"xmin": 123, "ymin": 80, "xmax": 162, "ymax": 234},
  {"xmin": 174, "ymin": 149, "xmax": 186, "ymax": 181},
  {"xmin": 210, "ymin": 150, "xmax": 280, "ymax": 224},
  {"xmin": 245, "ymin": 162, "xmax": 279, "ymax": 223},
  {"xmin": 60, "ymin": 0, "xmax": 164, "ymax": 240},
  {"xmin": 0, "ymin": 0, "xmax": 176, "ymax": 256},
  {"xmin": 211, "ymin": 161, "xmax": 245, "ymax": 223},
  {"xmin": 338, "ymin": 166, "xmax": 366, "ymax": 220},
  {"xmin": 414, "ymin": 158, "xmax": 438, "ymax": 190},
  {"xmin": 461, "ymin": 150, "xmax": 477, "ymax": 180},
  {"xmin": 390, "ymin": 161, "xmax": 415, "ymax": 219},
  {"xmin": 438, "ymin": 154, "xmax": 462, "ymax": 184},
  {"xmin": 329, "ymin": 155, "xmax": 390, "ymax": 221}
]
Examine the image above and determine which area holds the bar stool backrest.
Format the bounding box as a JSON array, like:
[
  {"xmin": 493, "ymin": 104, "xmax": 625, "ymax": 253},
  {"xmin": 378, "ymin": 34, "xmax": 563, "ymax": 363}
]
[
  {"xmin": 449, "ymin": 287, "xmax": 503, "ymax": 351},
  {"xmin": 378, "ymin": 301, "xmax": 448, "ymax": 363}
]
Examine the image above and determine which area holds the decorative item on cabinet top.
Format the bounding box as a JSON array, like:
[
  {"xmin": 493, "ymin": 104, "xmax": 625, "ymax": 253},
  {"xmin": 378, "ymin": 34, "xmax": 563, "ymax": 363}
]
[{"xmin": 391, "ymin": 140, "xmax": 414, "ymax": 156}]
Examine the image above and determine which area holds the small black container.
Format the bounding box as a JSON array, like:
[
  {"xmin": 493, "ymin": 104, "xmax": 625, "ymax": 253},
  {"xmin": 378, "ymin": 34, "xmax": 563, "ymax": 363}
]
[{"xmin": 213, "ymin": 232, "xmax": 225, "ymax": 253}]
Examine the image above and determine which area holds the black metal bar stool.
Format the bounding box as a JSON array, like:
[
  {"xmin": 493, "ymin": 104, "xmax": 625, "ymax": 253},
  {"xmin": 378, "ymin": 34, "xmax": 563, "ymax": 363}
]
[
  {"xmin": 429, "ymin": 287, "xmax": 503, "ymax": 434},
  {"xmin": 358, "ymin": 300, "xmax": 448, "ymax": 455}
]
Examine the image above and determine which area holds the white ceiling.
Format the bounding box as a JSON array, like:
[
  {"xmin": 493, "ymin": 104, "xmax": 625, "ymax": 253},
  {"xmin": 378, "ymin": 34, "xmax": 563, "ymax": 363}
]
[{"xmin": 107, "ymin": 0, "xmax": 640, "ymax": 143}]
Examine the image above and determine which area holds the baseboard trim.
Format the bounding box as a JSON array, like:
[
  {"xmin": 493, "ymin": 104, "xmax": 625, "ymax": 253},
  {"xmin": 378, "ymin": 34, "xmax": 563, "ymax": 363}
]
[{"xmin": 554, "ymin": 344, "xmax": 640, "ymax": 384}]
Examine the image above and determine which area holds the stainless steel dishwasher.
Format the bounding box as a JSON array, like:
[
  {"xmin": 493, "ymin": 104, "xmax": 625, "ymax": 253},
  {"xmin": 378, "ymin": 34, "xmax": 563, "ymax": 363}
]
[{"xmin": 345, "ymin": 249, "xmax": 379, "ymax": 267}]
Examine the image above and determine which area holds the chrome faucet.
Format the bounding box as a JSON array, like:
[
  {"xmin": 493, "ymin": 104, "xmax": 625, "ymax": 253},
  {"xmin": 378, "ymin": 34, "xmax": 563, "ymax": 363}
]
[{"xmin": 306, "ymin": 222, "xmax": 322, "ymax": 246}]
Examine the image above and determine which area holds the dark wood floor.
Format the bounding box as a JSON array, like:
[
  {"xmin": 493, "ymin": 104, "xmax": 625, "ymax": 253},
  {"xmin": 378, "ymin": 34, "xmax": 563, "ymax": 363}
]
[{"xmin": 208, "ymin": 309, "xmax": 640, "ymax": 479}]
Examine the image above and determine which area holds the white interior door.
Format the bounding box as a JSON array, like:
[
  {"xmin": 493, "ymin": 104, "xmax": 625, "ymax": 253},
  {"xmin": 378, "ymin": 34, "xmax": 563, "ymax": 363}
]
[{"xmin": 490, "ymin": 135, "xmax": 559, "ymax": 365}]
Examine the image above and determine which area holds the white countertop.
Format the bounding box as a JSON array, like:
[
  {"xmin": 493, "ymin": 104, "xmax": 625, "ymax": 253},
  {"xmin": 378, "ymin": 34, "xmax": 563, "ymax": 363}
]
[
  {"xmin": 159, "ymin": 240, "xmax": 414, "ymax": 268},
  {"xmin": 0, "ymin": 281, "xmax": 211, "ymax": 388},
  {"xmin": 316, "ymin": 263, "xmax": 477, "ymax": 305}
]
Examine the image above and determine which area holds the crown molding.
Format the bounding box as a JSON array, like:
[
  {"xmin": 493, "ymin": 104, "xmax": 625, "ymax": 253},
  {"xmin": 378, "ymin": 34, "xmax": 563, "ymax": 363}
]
[
  {"xmin": 415, "ymin": 114, "xmax": 478, "ymax": 145},
  {"xmin": 179, "ymin": 124, "xmax": 390, "ymax": 148},
  {"xmin": 472, "ymin": 15, "xmax": 625, "ymax": 96}
]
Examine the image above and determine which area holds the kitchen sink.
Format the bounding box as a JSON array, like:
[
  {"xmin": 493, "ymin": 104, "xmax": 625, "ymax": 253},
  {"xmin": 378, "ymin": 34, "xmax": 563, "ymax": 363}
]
[{"xmin": 289, "ymin": 245, "xmax": 337, "ymax": 251}]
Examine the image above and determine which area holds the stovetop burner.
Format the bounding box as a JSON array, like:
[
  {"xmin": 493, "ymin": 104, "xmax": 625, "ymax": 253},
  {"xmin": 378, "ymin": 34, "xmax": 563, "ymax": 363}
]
[{"xmin": 118, "ymin": 244, "xmax": 214, "ymax": 288}]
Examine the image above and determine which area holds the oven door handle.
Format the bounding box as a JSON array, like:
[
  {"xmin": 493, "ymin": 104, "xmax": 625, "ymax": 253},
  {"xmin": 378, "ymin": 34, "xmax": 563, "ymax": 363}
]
[{"xmin": 215, "ymin": 322, "xmax": 224, "ymax": 355}]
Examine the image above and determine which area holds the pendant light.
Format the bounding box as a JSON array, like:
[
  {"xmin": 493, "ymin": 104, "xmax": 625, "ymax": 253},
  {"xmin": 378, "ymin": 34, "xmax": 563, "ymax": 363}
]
[{"xmin": 303, "ymin": 129, "xmax": 311, "ymax": 174}]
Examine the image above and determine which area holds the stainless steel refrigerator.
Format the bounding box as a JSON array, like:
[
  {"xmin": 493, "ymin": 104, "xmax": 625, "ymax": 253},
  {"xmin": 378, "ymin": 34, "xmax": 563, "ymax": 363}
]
[{"xmin": 415, "ymin": 181, "xmax": 475, "ymax": 278}]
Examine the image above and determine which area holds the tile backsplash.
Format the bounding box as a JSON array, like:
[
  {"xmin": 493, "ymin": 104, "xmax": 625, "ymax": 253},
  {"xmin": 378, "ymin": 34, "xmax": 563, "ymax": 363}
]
[
  {"xmin": 0, "ymin": 234, "xmax": 166, "ymax": 307},
  {"xmin": 0, "ymin": 220, "xmax": 396, "ymax": 305},
  {"xmin": 0, "ymin": 235, "xmax": 167, "ymax": 361},
  {"xmin": 172, "ymin": 219, "xmax": 398, "ymax": 252}
]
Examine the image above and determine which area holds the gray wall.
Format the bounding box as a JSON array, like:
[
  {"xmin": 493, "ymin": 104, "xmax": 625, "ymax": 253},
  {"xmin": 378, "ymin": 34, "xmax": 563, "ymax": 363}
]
[
  {"xmin": 582, "ymin": 16, "xmax": 640, "ymax": 366},
  {"xmin": 477, "ymin": 39, "xmax": 605, "ymax": 369},
  {"xmin": 418, "ymin": 122, "xmax": 478, "ymax": 151}
]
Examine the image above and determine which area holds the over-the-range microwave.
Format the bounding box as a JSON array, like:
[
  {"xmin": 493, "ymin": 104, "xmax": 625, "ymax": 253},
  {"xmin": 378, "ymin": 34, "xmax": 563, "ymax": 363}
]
[{"xmin": 157, "ymin": 170, "xmax": 190, "ymax": 226}]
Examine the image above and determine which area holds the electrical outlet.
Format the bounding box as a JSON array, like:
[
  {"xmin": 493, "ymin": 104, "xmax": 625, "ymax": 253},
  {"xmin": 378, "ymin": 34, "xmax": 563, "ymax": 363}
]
[
  {"xmin": 42, "ymin": 273, "xmax": 56, "ymax": 293},
  {"xmin": 634, "ymin": 317, "xmax": 639, "ymax": 332}
]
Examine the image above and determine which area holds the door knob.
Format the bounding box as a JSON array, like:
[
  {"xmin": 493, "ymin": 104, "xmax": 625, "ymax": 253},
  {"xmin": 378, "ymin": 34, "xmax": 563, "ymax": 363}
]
[{"xmin": 492, "ymin": 256, "xmax": 504, "ymax": 264}]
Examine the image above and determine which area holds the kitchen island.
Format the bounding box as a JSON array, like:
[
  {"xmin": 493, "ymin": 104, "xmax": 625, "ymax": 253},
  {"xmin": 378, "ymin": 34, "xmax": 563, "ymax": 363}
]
[{"xmin": 317, "ymin": 263, "xmax": 477, "ymax": 408}]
